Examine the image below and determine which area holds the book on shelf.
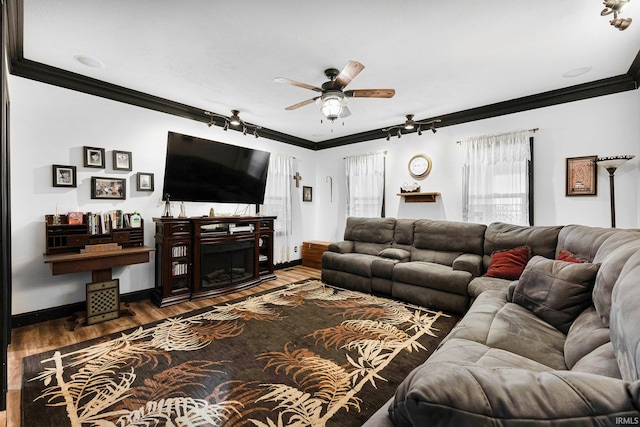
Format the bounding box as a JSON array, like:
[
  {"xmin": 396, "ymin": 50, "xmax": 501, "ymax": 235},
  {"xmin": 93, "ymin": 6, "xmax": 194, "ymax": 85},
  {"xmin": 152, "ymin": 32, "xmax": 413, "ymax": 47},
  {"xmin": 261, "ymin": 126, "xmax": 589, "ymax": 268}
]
[{"xmin": 83, "ymin": 211, "xmax": 141, "ymax": 235}]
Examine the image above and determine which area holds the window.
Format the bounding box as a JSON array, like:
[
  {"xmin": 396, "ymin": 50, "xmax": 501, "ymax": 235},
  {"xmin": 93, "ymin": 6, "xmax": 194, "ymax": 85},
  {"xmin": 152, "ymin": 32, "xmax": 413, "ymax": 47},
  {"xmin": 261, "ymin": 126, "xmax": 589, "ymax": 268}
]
[{"xmin": 461, "ymin": 130, "xmax": 533, "ymax": 225}]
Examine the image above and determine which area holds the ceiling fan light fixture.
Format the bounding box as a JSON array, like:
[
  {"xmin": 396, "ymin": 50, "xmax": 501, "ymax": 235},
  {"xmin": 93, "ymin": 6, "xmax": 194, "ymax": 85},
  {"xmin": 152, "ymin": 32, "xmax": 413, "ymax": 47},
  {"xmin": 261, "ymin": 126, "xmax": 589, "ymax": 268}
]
[{"xmin": 318, "ymin": 92, "xmax": 346, "ymax": 122}]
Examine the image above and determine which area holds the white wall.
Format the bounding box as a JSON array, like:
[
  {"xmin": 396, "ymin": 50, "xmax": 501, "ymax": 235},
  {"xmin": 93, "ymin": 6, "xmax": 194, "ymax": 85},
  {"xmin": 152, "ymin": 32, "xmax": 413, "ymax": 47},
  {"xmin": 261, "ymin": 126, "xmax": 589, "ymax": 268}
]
[
  {"xmin": 9, "ymin": 76, "xmax": 318, "ymax": 314},
  {"xmin": 9, "ymin": 75, "xmax": 640, "ymax": 315},
  {"xmin": 312, "ymin": 90, "xmax": 640, "ymax": 242}
]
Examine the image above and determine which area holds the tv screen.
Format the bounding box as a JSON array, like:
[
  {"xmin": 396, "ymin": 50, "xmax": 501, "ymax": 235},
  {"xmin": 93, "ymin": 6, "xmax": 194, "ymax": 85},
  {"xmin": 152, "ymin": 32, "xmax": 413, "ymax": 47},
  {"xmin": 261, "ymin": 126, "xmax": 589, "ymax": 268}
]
[{"xmin": 162, "ymin": 132, "xmax": 271, "ymax": 204}]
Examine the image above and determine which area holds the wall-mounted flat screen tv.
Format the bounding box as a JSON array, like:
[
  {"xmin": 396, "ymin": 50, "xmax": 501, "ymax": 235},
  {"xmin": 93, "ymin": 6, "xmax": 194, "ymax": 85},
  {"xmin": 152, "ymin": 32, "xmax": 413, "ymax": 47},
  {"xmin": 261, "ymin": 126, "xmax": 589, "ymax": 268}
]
[{"xmin": 162, "ymin": 131, "xmax": 271, "ymax": 204}]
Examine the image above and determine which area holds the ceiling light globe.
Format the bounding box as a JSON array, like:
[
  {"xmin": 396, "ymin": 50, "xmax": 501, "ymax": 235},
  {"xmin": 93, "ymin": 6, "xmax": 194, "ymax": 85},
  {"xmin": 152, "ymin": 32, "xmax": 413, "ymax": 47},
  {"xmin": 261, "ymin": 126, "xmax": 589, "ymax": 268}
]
[{"xmin": 318, "ymin": 92, "xmax": 346, "ymax": 121}]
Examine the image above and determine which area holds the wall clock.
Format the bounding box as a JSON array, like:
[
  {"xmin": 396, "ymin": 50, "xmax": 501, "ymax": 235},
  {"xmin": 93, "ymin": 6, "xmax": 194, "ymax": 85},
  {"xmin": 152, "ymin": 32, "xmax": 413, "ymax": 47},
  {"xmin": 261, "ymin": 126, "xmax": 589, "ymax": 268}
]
[{"xmin": 408, "ymin": 154, "xmax": 432, "ymax": 179}]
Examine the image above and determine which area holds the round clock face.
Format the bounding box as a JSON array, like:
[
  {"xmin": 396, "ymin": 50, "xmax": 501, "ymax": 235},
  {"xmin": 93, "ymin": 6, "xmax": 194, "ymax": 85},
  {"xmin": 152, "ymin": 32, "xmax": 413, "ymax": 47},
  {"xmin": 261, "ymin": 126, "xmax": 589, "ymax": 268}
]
[{"xmin": 408, "ymin": 154, "xmax": 432, "ymax": 179}]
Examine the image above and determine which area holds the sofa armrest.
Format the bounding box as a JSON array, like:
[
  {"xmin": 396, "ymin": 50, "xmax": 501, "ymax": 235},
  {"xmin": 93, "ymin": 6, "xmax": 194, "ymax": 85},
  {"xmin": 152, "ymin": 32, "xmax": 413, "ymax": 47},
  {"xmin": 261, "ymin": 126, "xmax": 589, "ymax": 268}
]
[
  {"xmin": 389, "ymin": 363, "xmax": 640, "ymax": 426},
  {"xmin": 328, "ymin": 240, "xmax": 354, "ymax": 254},
  {"xmin": 452, "ymin": 253, "xmax": 483, "ymax": 277}
]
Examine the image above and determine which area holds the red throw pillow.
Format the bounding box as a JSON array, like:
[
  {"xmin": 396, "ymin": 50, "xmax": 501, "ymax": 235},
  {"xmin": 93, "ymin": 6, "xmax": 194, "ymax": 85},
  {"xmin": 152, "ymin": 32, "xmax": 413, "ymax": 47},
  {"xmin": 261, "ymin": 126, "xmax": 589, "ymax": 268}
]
[
  {"xmin": 486, "ymin": 246, "xmax": 531, "ymax": 280},
  {"xmin": 557, "ymin": 249, "xmax": 584, "ymax": 263}
]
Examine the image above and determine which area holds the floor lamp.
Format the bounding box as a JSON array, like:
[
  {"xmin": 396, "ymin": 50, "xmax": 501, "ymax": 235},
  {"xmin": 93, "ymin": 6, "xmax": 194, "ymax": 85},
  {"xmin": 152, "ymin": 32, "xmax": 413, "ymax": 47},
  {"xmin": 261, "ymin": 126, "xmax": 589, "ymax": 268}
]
[{"xmin": 596, "ymin": 155, "xmax": 635, "ymax": 228}]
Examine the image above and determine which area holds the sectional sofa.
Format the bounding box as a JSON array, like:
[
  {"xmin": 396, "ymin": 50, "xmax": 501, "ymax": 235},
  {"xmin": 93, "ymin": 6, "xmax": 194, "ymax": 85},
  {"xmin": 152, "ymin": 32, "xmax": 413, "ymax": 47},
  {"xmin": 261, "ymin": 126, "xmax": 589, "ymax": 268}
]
[{"xmin": 321, "ymin": 217, "xmax": 640, "ymax": 426}]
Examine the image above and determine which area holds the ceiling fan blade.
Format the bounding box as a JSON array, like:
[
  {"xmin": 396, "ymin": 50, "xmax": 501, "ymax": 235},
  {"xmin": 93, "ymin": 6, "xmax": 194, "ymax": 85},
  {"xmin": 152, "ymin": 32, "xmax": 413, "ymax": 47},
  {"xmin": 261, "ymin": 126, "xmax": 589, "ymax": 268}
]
[
  {"xmin": 285, "ymin": 97, "xmax": 319, "ymax": 110},
  {"xmin": 334, "ymin": 60, "xmax": 365, "ymax": 88},
  {"xmin": 275, "ymin": 77, "xmax": 323, "ymax": 92},
  {"xmin": 344, "ymin": 89, "xmax": 396, "ymax": 98}
]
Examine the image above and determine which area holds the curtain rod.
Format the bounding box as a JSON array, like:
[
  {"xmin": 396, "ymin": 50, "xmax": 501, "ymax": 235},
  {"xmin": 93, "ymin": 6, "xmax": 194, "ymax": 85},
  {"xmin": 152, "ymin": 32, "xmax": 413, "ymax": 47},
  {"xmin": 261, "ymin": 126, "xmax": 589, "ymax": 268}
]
[
  {"xmin": 456, "ymin": 128, "xmax": 539, "ymax": 144},
  {"xmin": 343, "ymin": 150, "xmax": 388, "ymax": 159}
]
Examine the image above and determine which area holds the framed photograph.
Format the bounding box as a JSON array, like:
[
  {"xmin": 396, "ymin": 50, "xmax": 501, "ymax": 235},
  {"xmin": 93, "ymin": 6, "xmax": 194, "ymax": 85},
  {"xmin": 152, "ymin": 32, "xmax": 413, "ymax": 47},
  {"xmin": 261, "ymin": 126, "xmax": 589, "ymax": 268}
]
[
  {"xmin": 84, "ymin": 146, "xmax": 105, "ymax": 168},
  {"xmin": 303, "ymin": 186, "xmax": 313, "ymax": 202},
  {"xmin": 91, "ymin": 176, "xmax": 126, "ymax": 200},
  {"xmin": 136, "ymin": 172, "xmax": 154, "ymax": 191},
  {"xmin": 566, "ymin": 155, "xmax": 597, "ymax": 196},
  {"xmin": 52, "ymin": 164, "xmax": 77, "ymax": 187},
  {"xmin": 113, "ymin": 150, "xmax": 132, "ymax": 171}
]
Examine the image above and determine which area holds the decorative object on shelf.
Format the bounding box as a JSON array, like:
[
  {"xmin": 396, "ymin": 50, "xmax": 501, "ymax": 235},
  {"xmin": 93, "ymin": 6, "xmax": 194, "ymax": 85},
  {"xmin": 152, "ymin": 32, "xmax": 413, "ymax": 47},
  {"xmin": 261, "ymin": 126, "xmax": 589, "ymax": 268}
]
[
  {"xmin": 275, "ymin": 60, "xmax": 395, "ymax": 123},
  {"xmin": 113, "ymin": 150, "xmax": 132, "ymax": 171},
  {"xmin": 136, "ymin": 172, "xmax": 154, "ymax": 191},
  {"xmin": 178, "ymin": 201, "xmax": 187, "ymax": 218},
  {"xmin": 83, "ymin": 146, "xmax": 105, "ymax": 168},
  {"xmin": 383, "ymin": 115, "xmax": 441, "ymax": 140},
  {"xmin": 293, "ymin": 171, "xmax": 302, "ymax": 187},
  {"xmin": 204, "ymin": 109, "xmax": 261, "ymax": 138},
  {"xmin": 91, "ymin": 176, "xmax": 126, "ymax": 200},
  {"xmin": 162, "ymin": 193, "xmax": 173, "ymax": 218},
  {"xmin": 596, "ymin": 155, "xmax": 636, "ymax": 227},
  {"xmin": 565, "ymin": 155, "xmax": 598, "ymax": 196},
  {"xmin": 68, "ymin": 211, "xmax": 84, "ymax": 225},
  {"xmin": 52, "ymin": 164, "xmax": 77, "ymax": 188},
  {"xmin": 408, "ymin": 153, "xmax": 433, "ymax": 179},
  {"xmin": 130, "ymin": 211, "xmax": 142, "ymax": 228},
  {"xmin": 303, "ymin": 186, "xmax": 313, "ymax": 202},
  {"xmin": 400, "ymin": 182, "xmax": 421, "ymax": 193},
  {"xmin": 601, "ymin": 0, "xmax": 632, "ymax": 30}
]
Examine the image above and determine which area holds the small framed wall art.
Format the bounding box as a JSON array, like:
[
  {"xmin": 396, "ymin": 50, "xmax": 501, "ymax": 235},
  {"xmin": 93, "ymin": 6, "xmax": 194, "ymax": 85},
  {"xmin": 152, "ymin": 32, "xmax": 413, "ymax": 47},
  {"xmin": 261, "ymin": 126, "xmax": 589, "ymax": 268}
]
[
  {"xmin": 136, "ymin": 172, "xmax": 154, "ymax": 191},
  {"xmin": 113, "ymin": 150, "xmax": 133, "ymax": 171},
  {"xmin": 566, "ymin": 155, "xmax": 597, "ymax": 196},
  {"xmin": 52, "ymin": 164, "xmax": 77, "ymax": 187},
  {"xmin": 303, "ymin": 186, "xmax": 313, "ymax": 202},
  {"xmin": 84, "ymin": 146, "xmax": 105, "ymax": 168},
  {"xmin": 91, "ymin": 176, "xmax": 126, "ymax": 200}
]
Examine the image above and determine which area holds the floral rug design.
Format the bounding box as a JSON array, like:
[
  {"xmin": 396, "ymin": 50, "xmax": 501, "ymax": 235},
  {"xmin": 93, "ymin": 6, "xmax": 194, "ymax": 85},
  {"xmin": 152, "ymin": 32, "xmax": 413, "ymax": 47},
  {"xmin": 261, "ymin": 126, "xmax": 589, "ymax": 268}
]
[{"xmin": 21, "ymin": 280, "xmax": 459, "ymax": 427}]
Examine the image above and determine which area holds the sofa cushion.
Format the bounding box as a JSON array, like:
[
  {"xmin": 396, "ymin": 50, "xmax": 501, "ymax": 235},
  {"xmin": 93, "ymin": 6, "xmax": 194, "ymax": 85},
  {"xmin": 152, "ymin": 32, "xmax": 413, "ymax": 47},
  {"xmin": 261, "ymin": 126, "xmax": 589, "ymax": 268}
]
[
  {"xmin": 571, "ymin": 342, "xmax": 622, "ymax": 379},
  {"xmin": 467, "ymin": 276, "xmax": 511, "ymax": 298},
  {"xmin": 413, "ymin": 219, "xmax": 486, "ymax": 255},
  {"xmin": 321, "ymin": 252, "xmax": 377, "ymax": 278},
  {"xmin": 610, "ymin": 249, "xmax": 640, "ymax": 382},
  {"xmin": 564, "ymin": 306, "xmax": 611, "ymax": 369},
  {"xmin": 483, "ymin": 222, "xmax": 562, "ymax": 270},
  {"xmin": 410, "ymin": 247, "xmax": 460, "ymax": 266},
  {"xmin": 344, "ymin": 217, "xmax": 396, "ymax": 244},
  {"xmin": 393, "ymin": 261, "xmax": 471, "ymax": 296},
  {"xmin": 392, "ymin": 218, "xmax": 415, "ymax": 247},
  {"xmin": 485, "ymin": 245, "xmax": 531, "ymax": 280},
  {"xmin": 388, "ymin": 363, "xmax": 639, "ymax": 427},
  {"xmin": 512, "ymin": 256, "xmax": 600, "ymax": 334}
]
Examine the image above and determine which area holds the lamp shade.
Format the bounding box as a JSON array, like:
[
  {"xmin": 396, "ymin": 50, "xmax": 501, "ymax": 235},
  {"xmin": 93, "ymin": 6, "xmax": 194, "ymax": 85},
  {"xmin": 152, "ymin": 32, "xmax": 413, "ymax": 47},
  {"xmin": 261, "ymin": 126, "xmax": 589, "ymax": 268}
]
[
  {"xmin": 318, "ymin": 92, "xmax": 346, "ymax": 121},
  {"xmin": 596, "ymin": 155, "xmax": 635, "ymax": 169}
]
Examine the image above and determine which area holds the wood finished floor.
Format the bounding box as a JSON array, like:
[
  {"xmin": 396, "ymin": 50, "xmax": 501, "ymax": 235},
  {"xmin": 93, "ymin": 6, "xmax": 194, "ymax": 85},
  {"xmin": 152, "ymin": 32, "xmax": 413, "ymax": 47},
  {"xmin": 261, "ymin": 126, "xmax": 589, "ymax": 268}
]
[{"xmin": 3, "ymin": 265, "xmax": 321, "ymax": 427}]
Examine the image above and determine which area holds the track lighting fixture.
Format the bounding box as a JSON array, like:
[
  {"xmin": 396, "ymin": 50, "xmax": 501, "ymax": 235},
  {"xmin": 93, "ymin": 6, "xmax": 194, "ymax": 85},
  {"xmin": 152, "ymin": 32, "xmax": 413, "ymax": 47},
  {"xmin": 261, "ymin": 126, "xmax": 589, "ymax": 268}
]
[
  {"xmin": 383, "ymin": 115, "xmax": 441, "ymax": 140},
  {"xmin": 204, "ymin": 110, "xmax": 261, "ymax": 139},
  {"xmin": 601, "ymin": 0, "xmax": 632, "ymax": 30}
]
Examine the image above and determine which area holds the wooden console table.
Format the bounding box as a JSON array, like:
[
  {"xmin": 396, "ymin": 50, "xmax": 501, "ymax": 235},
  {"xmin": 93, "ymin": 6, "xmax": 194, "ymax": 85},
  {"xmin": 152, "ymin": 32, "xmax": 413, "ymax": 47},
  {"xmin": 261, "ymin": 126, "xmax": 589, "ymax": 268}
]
[{"xmin": 43, "ymin": 246, "xmax": 154, "ymax": 329}]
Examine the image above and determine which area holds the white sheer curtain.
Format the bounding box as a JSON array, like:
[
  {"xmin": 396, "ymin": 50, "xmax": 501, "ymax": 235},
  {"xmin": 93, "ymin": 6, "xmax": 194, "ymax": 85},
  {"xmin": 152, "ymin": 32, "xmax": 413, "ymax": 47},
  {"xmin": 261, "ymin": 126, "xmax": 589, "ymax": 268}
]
[
  {"xmin": 345, "ymin": 152, "xmax": 385, "ymax": 218},
  {"xmin": 461, "ymin": 130, "xmax": 531, "ymax": 225},
  {"xmin": 261, "ymin": 153, "xmax": 293, "ymax": 264}
]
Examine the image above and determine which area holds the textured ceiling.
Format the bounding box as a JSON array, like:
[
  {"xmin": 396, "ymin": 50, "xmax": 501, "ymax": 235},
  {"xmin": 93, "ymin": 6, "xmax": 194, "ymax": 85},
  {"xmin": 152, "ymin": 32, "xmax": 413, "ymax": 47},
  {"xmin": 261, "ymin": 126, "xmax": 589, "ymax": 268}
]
[{"xmin": 21, "ymin": 0, "xmax": 640, "ymax": 145}]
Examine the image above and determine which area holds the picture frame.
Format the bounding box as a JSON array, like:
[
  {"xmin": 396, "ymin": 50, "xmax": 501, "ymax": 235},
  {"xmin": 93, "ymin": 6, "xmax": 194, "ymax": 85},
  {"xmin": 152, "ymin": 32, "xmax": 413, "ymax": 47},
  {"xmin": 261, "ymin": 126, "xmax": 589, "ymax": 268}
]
[
  {"xmin": 52, "ymin": 164, "xmax": 77, "ymax": 187},
  {"xmin": 83, "ymin": 146, "xmax": 105, "ymax": 168},
  {"xmin": 136, "ymin": 172, "xmax": 154, "ymax": 191},
  {"xmin": 91, "ymin": 176, "xmax": 126, "ymax": 200},
  {"xmin": 113, "ymin": 150, "xmax": 132, "ymax": 171},
  {"xmin": 303, "ymin": 186, "xmax": 313, "ymax": 202},
  {"xmin": 566, "ymin": 155, "xmax": 597, "ymax": 196}
]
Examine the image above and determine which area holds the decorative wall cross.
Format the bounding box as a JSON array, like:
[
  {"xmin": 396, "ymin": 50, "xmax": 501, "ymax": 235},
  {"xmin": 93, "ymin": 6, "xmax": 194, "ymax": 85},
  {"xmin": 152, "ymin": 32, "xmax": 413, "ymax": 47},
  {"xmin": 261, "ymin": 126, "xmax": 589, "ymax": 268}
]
[{"xmin": 293, "ymin": 172, "xmax": 302, "ymax": 187}]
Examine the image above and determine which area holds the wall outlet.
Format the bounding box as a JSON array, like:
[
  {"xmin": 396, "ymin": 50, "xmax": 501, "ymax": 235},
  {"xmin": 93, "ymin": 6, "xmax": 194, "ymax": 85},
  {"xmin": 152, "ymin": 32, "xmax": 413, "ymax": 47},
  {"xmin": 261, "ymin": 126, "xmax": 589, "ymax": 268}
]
[{"xmin": 294, "ymin": 246, "xmax": 298, "ymax": 253}]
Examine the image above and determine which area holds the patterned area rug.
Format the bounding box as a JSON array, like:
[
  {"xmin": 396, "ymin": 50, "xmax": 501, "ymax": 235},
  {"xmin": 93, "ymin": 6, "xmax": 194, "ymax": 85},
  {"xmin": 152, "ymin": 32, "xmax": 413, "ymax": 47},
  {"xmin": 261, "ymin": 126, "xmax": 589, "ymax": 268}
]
[{"xmin": 21, "ymin": 279, "xmax": 459, "ymax": 427}]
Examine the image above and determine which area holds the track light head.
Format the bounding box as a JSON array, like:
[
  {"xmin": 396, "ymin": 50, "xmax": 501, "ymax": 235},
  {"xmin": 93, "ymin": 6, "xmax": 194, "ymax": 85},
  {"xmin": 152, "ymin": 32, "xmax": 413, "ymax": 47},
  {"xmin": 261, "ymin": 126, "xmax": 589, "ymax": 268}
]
[
  {"xmin": 229, "ymin": 110, "xmax": 242, "ymax": 126},
  {"xmin": 404, "ymin": 114, "xmax": 415, "ymax": 130}
]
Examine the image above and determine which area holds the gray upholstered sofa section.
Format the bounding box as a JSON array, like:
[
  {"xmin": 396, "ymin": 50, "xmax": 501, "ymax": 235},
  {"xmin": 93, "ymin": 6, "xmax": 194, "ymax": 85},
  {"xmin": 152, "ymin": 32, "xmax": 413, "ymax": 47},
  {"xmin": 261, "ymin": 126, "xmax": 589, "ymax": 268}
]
[
  {"xmin": 321, "ymin": 217, "xmax": 486, "ymax": 313},
  {"xmin": 363, "ymin": 225, "xmax": 640, "ymax": 426}
]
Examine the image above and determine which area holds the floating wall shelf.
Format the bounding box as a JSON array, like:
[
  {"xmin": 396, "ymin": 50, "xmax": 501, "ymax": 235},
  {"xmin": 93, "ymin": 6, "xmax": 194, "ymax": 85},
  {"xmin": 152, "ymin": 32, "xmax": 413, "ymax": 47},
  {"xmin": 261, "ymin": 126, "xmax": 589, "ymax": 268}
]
[{"xmin": 397, "ymin": 192, "xmax": 441, "ymax": 203}]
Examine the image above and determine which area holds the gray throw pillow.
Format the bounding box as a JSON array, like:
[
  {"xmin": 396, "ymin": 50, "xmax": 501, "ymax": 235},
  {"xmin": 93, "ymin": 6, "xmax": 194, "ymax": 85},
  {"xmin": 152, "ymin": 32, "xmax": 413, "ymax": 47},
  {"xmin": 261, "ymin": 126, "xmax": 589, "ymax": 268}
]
[{"xmin": 512, "ymin": 256, "xmax": 600, "ymax": 334}]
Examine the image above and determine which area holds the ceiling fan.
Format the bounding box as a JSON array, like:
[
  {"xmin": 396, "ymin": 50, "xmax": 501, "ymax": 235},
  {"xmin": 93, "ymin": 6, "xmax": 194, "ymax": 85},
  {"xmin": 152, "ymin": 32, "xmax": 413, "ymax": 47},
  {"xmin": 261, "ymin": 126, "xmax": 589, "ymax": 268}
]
[{"xmin": 275, "ymin": 60, "xmax": 395, "ymax": 122}]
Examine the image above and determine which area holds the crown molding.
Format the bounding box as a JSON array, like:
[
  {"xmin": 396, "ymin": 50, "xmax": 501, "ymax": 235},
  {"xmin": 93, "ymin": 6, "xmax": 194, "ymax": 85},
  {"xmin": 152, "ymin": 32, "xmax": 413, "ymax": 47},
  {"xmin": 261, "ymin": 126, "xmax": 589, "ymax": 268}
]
[{"xmin": 6, "ymin": 0, "xmax": 640, "ymax": 151}]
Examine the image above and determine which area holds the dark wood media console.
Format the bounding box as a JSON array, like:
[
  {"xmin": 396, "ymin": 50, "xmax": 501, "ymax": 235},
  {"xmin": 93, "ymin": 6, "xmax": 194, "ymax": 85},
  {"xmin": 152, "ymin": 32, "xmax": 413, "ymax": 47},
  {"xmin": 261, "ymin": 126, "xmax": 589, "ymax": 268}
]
[{"xmin": 152, "ymin": 215, "xmax": 276, "ymax": 307}]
